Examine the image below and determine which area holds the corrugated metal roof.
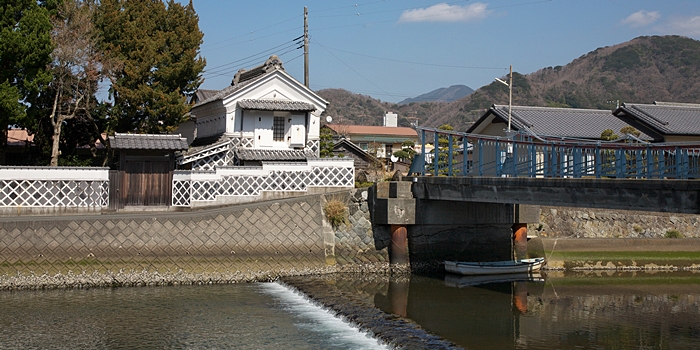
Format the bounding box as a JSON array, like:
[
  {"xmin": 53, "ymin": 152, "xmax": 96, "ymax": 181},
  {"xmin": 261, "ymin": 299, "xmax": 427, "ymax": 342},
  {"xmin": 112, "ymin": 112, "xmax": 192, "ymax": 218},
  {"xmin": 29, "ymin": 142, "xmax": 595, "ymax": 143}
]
[
  {"xmin": 615, "ymin": 102, "xmax": 700, "ymax": 136},
  {"xmin": 235, "ymin": 148, "xmax": 316, "ymax": 161},
  {"xmin": 109, "ymin": 133, "xmax": 189, "ymax": 151},
  {"xmin": 475, "ymin": 105, "xmax": 652, "ymax": 140},
  {"xmin": 237, "ymin": 99, "xmax": 316, "ymax": 111},
  {"xmin": 325, "ymin": 124, "xmax": 418, "ymax": 138}
]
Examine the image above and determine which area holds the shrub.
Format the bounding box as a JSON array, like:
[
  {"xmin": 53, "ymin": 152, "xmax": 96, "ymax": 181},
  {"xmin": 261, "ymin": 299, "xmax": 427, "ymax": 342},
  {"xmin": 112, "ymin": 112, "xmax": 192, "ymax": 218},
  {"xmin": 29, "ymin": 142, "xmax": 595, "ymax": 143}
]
[
  {"xmin": 665, "ymin": 229, "xmax": 683, "ymax": 238},
  {"xmin": 633, "ymin": 225, "xmax": 643, "ymax": 233},
  {"xmin": 355, "ymin": 181, "xmax": 373, "ymax": 188},
  {"xmin": 324, "ymin": 197, "xmax": 348, "ymax": 229}
]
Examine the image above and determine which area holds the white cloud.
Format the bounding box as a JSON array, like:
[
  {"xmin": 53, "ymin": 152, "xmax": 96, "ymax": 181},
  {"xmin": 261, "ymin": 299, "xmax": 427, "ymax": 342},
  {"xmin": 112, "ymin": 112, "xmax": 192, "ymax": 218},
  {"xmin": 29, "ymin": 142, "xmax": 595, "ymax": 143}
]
[
  {"xmin": 621, "ymin": 10, "xmax": 660, "ymax": 28},
  {"xmin": 398, "ymin": 3, "xmax": 490, "ymax": 23},
  {"xmin": 668, "ymin": 15, "xmax": 700, "ymax": 35}
]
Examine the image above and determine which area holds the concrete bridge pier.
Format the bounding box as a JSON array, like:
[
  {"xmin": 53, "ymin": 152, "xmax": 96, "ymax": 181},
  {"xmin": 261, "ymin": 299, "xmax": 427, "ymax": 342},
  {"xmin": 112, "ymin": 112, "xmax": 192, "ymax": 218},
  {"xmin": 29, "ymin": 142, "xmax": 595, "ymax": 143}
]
[{"xmin": 372, "ymin": 182, "xmax": 540, "ymax": 268}]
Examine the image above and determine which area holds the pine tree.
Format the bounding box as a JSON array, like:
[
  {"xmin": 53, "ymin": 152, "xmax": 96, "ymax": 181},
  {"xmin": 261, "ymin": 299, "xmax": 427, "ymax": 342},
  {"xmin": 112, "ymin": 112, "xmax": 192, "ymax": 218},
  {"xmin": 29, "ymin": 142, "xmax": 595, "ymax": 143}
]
[
  {"xmin": 0, "ymin": 0, "xmax": 53, "ymax": 163},
  {"xmin": 96, "ymin": 0, "xmax": 205, "ymax": 134}
]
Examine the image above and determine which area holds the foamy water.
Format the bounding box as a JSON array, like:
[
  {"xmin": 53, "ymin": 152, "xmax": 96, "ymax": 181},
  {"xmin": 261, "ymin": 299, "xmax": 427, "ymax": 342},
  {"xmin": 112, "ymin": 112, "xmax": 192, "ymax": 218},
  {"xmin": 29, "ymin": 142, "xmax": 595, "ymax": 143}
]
[{"xmin": 259, "ymin": 282, "xmax": 389, "ymax": 350}]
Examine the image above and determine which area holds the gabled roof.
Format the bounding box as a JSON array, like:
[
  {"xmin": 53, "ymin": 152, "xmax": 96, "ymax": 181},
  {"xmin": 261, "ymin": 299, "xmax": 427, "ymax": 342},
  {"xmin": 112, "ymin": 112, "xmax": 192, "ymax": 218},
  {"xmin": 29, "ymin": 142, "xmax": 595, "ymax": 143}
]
[
  {"xmin": 325, "ymin": 124, "xmax": 418, "ymax": 138},
  {"xmin": 193, "ymin": 55, "xmax": 327, "ymax": 109},
  {"xmin": 109, "ymin": 133, "xmax": 188, "ymax": 151},
  {"xmin": 332, "ymin": 138, "xmax": 379, "ymax": 166},
  {"xmin": 238, "ymin": 99, "xmax": 316, "ymax": 111},
  {"xmin": 613, "ymin": 102, "xmax": 700, "ymax": 136},
  {"xmin": 469, "ymin": 105, "xmax": 652, "ymax": 140}
]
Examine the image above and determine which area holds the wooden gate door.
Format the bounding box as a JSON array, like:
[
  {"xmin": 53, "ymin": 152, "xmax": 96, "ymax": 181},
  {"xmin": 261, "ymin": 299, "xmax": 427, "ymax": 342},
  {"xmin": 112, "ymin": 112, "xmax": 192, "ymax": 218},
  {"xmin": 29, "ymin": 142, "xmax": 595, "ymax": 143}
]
[{"xmin": 122, "ymin": 158, "xmax": 172, "ymax": 206}]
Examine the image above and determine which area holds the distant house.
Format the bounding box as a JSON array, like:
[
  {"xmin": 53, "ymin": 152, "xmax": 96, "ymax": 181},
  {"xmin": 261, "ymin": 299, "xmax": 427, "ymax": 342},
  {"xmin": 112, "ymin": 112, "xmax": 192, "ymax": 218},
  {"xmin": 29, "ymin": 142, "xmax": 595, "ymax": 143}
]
[
  {"xmin": 323, "ymin": 123, "xmax": 419, "ymax": 160},
  {"xmin": 178, "ymin": 55, "xmax": 328, "ymax": 170},
  {"xmin": 331, "ymin": 138, "xmax": 379, "ymax": 172},
  {"xmin": 613, "ymin": 102, "xmax": 700, "ymax": 142},
  {"xmin": 468, "ymin": 105, "xmax": 652, "ymax": 141}
]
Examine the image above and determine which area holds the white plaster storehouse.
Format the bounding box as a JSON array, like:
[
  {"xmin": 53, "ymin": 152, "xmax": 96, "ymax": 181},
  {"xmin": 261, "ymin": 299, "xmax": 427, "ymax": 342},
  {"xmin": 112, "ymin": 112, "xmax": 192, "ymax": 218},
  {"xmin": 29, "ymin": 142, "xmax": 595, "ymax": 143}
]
[{"xmin": 172, "ymin": 56, "xmax": 354, "ymax": 207}]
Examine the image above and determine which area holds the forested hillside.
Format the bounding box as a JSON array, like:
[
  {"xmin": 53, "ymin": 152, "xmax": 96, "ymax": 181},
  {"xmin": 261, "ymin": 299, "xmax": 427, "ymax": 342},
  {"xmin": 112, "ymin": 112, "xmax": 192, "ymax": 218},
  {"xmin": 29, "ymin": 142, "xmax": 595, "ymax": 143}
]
[{"xmin": 318, "ymin": 35, "xmax": 700, "ymax": 131}]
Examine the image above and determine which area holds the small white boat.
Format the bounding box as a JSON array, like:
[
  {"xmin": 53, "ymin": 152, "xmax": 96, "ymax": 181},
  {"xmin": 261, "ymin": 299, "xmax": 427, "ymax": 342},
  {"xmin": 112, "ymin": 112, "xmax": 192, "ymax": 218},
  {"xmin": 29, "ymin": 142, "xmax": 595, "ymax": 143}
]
[{"xmin": 444, "ymin": 257, "xmax": 545, "ymax": 276}]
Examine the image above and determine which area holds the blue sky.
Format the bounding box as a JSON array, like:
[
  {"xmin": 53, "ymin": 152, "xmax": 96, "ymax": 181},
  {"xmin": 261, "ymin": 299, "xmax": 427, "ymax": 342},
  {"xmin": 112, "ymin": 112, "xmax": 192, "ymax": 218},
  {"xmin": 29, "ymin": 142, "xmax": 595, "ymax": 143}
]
[{"xmin": 184, "ymin": 0, "xmax": 700, "ymax": 103}]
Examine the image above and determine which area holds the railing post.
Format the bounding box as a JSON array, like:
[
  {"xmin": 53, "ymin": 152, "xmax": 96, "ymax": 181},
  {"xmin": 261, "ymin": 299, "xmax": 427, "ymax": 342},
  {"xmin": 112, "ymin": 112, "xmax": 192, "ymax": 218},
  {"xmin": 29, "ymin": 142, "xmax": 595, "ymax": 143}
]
[
  {"xmin": 529, "ymin": 144, "xmax": 536, "ymax": 178},
  {"xmin": 636, "ymin": 149, "xmax": 643, "ymax": 179},
  {"xmin": 448, "ymin": 134, "xmax": 454, "ymax": 176},
  {"xmin": 421, "ymin": 129, "xmax": 426, "ymax": 176},
  {"xmin": 434, "ymin": 131, "xmax": 439, "ymax": 176},
  {"xmin": 512, "ymin": 140, "xmax": 518, "ymax": 177},
  {"xmin": 573, "ymin": 146, "xmax": 581, "ymax": 178},
  {"xmin": 595, "ymin": 145, "xmax": 601, "ymax": 178},
  {"xmin": 478, "ymin": 139, "xmax": 484, "ymax": 177},
  {"xmin": 462, "ymin": 136, "xmax": 468, "ymax": 176},
  {"xmin": 675, "ymin": 147, "xmax": 681, "ymax": 179},
  {"xmin": 616, "ymin": 148, "xmax": 623, "ymax": 178},
  {"xmin": 495, "ymin": 138, "xmax": 502, "ymax": 177}
]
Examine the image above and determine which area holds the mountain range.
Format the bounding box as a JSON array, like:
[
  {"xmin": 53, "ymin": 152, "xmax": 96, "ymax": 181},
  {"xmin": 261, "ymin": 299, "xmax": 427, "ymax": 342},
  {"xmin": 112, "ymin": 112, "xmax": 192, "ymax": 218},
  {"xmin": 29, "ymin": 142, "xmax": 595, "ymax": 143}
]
[
  {"xmin": 317, "ymin": 35, "xmax": 700, "ymax": 131},
  {"xmin": 397, "ymin": 85, "xmax": 474, "ymax": 105}
]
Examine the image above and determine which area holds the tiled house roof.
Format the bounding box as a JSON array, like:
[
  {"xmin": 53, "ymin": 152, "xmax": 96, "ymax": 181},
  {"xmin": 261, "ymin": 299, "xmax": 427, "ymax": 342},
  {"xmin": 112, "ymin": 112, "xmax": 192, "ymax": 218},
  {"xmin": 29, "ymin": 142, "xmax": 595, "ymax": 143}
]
[
  {"xmin": 109, "ymin": 133, "xmax": 189, "ymax": 150},
  {"xmin": 193, "ymin": 55, "xmax": 287, "ymax": 108},
  {"xmin": 469, "ymin": 105, "xmax": 653, "ymax": 140},
  {"xmin": 237, "ymin": 99, "xmax": 316, "ymax": 111},
  {"xmin": 325, "ymin": 124, "xmax": 418, "ymax": 138},
  {"xmin": 613, "ymin": 102, "xmax": 700, "ymax": 137},
  {"xmin": 235, "ymin": 148, "xmax": 316, "ymax": 161}
]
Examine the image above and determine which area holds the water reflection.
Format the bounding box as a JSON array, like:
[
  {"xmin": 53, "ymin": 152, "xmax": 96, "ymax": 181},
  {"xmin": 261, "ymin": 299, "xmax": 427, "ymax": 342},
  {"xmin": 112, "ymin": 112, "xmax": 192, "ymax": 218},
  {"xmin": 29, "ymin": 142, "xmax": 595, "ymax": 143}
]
[{"xmin": 368, "ymin": 271, "xmax": 700, "ymax": 350}]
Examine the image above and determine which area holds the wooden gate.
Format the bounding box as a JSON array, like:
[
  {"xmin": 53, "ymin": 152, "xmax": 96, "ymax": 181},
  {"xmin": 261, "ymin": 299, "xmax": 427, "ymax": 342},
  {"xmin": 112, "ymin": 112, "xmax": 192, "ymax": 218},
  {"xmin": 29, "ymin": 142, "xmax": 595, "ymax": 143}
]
[{"xmin": 121, "ymin": 157, "xmax": 173, "ymax": 206}]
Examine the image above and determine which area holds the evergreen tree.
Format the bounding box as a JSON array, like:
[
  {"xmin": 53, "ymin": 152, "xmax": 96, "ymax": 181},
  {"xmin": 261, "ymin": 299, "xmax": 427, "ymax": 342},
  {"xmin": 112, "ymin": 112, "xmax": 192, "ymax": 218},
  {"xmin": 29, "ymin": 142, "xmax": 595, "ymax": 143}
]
[
  {"xmin": 319, "ymin": 126, "xmax": 335, "ymax": 158},
  {"xmin": 96, "ymin": 0, "xmax": 205, "ymax": 134},
  {"xmin": 0, "ymin": 0, "xmax": 53, "ymax": 163}
]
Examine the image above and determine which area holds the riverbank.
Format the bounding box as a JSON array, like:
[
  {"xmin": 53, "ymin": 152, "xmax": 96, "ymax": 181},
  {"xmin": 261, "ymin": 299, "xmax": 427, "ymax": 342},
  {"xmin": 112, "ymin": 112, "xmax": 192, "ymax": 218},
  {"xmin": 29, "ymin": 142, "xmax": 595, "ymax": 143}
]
[{"xmin": 531, "ymin": 237, "xmax": 700, "ymax": 270}]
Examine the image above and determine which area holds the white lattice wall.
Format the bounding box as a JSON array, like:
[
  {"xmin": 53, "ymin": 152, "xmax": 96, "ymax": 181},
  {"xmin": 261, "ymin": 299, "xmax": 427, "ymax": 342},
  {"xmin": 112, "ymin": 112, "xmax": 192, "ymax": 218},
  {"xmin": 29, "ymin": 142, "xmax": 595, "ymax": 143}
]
[
  {"xmin": 172, "ymin": 160, "xmax": 354, "ymax": 207},
  {"xmin": 0, "ymin": 167, "xmax": 109, "ymax": 207}
]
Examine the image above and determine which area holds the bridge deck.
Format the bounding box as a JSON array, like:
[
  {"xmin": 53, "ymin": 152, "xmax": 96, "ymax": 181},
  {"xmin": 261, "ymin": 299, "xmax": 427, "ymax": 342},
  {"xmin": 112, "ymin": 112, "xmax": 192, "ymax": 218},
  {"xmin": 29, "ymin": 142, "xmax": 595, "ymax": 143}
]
[{"xmin": 408, "ymin": 176, "xmax": 700, "ymax": 214}]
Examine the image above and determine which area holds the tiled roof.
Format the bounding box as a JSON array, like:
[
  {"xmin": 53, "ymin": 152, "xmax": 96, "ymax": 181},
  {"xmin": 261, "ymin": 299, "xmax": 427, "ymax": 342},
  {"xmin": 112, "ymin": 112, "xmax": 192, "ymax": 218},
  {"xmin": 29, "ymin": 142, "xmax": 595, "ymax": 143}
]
[
  {"xmin": 333, "ymin": 138, "xmax": 378, "ymax": 162},
  {"xmin": 235, "ymin": 148, "xmax": 316, "ymax": 161},
  {"xmin": 325, "ymin": 124, "xmax": 418, "ymax": 137},
  {"xmin": 238, "ymin": 99, "xmax": 316, "ymax": 111},
  {"xmin": 181, "ymin": 133, "xmax": 231, "ymax": 156},
  {"xmin": 193, "ymin": 55, "xmax": 286, "ymax": 108},
  {"xmin": 193, "ymin": 89, "xmax": 219, "ymax": 104},
  {"xmin": 472, "ymin": 105, "xmax": 652, "ymax": 140},
  {"xmin": 614, "ymin": 102, "xmax": 700, "ymax": 136},
  {"xmin": 109, "ymin": 133, "xmax": 189, "ymax": 150}
]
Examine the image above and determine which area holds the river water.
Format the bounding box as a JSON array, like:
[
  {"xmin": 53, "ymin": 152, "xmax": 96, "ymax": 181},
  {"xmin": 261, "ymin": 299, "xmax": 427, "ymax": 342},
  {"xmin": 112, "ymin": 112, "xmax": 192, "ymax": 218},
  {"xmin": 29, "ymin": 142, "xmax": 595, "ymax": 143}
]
[{"xmin": 1, "ymin": 271, "xmax": 699, "ymax": 349}]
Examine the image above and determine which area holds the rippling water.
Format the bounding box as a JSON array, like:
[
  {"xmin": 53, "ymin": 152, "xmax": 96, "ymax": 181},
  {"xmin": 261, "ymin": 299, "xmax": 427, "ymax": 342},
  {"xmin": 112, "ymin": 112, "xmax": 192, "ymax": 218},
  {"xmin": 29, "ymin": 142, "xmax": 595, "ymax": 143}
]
[
  {"xmin": 2, "ymin": 272, "xmax": 700, "ymax": 349},
  {"xmin": 0, "ymin": 283, "xmax": 386, "ymax": 350}
]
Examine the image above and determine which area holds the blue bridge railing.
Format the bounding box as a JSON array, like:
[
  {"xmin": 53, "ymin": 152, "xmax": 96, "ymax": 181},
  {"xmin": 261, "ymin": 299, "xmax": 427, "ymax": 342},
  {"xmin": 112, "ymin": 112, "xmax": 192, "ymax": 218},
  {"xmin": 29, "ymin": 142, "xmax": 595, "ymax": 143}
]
[{"xmin": 409, "ymin": 127, "xmax": 700, "ymax": 179}]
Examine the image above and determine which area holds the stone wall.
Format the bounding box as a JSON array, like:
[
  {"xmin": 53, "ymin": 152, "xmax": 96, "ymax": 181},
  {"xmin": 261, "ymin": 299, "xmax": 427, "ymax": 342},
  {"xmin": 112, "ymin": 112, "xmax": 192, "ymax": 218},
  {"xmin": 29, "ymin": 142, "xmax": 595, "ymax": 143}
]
[
  {"xmin": 532, "ymin": 206, "xmax": 700, "ymax": 238},
  {"xmin": 324, "ymin": 188, "xmax": 390, "ymax": 265},
  {"xmin": 0, "ymin": 188, "xmax": 387, "ymax": 289}
]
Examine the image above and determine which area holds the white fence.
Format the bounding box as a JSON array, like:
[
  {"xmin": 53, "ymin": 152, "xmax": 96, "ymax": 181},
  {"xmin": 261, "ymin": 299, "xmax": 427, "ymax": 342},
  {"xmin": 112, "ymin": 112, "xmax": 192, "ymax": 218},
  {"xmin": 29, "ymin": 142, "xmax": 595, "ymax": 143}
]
[
  {"xmin": 0, "ymin": 167, "xmax": 110, "ymax": 208},
  {"xmin": 172, "ymin": 159, "xmax": 355, "ymax": 207}
]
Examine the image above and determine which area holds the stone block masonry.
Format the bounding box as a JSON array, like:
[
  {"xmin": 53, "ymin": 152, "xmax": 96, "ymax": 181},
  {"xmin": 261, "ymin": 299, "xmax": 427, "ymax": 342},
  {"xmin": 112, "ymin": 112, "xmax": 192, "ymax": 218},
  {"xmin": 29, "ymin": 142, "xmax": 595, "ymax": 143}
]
[
  {"xmin": 533, "ymin": 206, "xmax": 700, "ymax": 238},
  {"xmin": 0, "ymin": 188, "xmax": 386, "ymax": 289}
]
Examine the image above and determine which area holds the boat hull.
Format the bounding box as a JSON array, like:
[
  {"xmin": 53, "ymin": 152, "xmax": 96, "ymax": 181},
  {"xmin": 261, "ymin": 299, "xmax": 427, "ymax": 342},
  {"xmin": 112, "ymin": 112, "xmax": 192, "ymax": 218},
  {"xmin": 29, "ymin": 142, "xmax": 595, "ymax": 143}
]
[{"xmin": 444, "ymin": 258, "xmax": 545, "ymax": 276}]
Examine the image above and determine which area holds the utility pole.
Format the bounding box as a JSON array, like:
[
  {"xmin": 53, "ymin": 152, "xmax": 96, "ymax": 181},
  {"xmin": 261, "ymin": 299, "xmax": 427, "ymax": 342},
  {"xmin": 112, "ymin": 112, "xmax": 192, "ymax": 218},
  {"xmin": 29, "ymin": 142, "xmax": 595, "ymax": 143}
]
[
  {"xmin": 508, "ymin": 64, "xmax": 512, "ymax": 131},
  {"xmin": 304, "ymin": 6, "xmax": 309, "ymax": 88}
]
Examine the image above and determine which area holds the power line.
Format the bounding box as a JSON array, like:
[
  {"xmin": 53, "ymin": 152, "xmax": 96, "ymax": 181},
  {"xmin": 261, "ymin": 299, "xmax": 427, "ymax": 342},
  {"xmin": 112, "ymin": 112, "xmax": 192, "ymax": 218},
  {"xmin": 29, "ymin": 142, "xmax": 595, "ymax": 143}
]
[
  {"xmin": 314, "ymin": 41, "xmax": 506, "ymax": 70},
  {"xmin": 314, "ymin": 39, "xmax": 400, "ymax": 101},
  {"xmin": 202, "ymin": 38, "xmax": 302, "ymax": 78}
]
